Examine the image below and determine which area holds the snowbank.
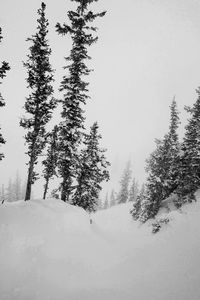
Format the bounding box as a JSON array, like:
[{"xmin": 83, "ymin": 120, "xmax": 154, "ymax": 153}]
[{"xmin": 0, "ymin": 197, "xmax": 200, "ymax": 299}]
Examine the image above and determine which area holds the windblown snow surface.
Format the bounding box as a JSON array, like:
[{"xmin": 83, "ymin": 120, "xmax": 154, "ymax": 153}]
[{"xmin": 0, "ymin": 194, "xmax": 200, "ymax": 300}]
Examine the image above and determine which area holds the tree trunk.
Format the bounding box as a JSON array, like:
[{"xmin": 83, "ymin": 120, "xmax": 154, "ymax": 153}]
[
  {"xmin": 25, "ymin": 158, "xmax": 34, "ymax": 201},
  {"xmin": 61, "ymin": 177, "xmax": 71, "ymax": 202},
  {"xmin": 43, "ymin": 177, "xmax": 49, "ymax": 200}
]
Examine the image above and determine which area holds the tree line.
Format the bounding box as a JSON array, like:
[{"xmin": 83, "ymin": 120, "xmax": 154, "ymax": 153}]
[
  {"xmin": 100, "ymin": 161, "xmax": 139, "ymax": 209},
  {"xmin": 131, "ymin": 94, "xmax": 200, "ymax": 223},
  {"xmin": 0, "ymin": 0, "xmax": 110, "ymax": 213}
]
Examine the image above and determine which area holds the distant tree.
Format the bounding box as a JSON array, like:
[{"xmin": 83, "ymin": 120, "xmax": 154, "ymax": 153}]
[
  {"xmin": 20, "ymin": 3, "xmax": 56, "ymax": 201},
  {"xmin": 129, "ymin": 178, "xmax": 139, "ymax": 202},
  {"xmin": 97, "ymin": 196, "xmax": 103, "ymax": 210},
  {"xmin": 104, "ymin": 192, "xmax": 109, "ymax": 209},
  {"xmin": 110, "ymin": 189, "xmax": 116, "ymax": 207},
  {"xmin": 0, "ymin": 27, "xmax": 10, "ymax": 161},
  {"xmin": 117, "ymin": 160, "xmax": 132, "ymax": 204},
  {"xmin": 71, "ymin": 122, "xmax": 110, "ymax": 213},
  {"xmin": 130, "ymin": 184, "xmax": 145, "ymax": 220},
  {"xmin": 5, "ymin": 178, "xmax": 14, "ymax": 202},
  {"xmin": 42, "ymin": 125, "xmax": 59, "ymax": 199},
  {"xmin": 56, "ymin": 0, "xmax": 106, "ymax": 202},
  {"xmin": 21, "ymin": 180, "xmax": 27, "ymax": 200},
  {"xmin": 13, "ymin": 171, "xmax": 22, "ymax": 201}
]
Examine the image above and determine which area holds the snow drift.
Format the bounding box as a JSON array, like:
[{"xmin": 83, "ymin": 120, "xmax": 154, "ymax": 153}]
[{"xmin": 0, "ymin": 196, "xmax": 200, "ymax": 299}]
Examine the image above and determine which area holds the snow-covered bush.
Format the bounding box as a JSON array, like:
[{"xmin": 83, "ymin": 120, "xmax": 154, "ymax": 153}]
[{"xmin": 152, "ymin": 217, "xmax": 170, "ymax": 234}]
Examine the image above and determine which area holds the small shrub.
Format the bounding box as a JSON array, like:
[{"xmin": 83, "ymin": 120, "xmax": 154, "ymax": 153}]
[{"xmin": 152, "ymin": 217, "xmax": 170, "ymax": 234}]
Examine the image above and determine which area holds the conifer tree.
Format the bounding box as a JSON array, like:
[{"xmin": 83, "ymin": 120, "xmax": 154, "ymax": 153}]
[
  {"xmin": 104, "ymin": 192, "xmax": 109, "ymax": 209},
  {"xmin": 175, "ymin": 88, "xmax": 200, "ymax": 203},
  {"xmin": 0, "ymin": 27, "xmax": 10, "ymax": 161},
  {"xmin": 13, "ymin": 171, "xmax": 22, "ymax": 201},
  {"xmin": 56, "ymin": 0, "xmax": 106, "ymax": 202},
  {"xmin": 20, "ymin": 3, "xmax": 56, "ymax": 200},
  {"xmin": 6, "ymin": 178, "xmax": 14, "ymax": 202},
  {"xmin": 71, "ymin": 122, "xmax": 110, "ymax": 213},
  {"xmin": 42, "ymin": 125, "xmax": 59, "ymax": 199},
  {"xmin": 137, "ymin": 99, "xmax": 180, "ymax": 222},
  {"xmin": 110, "ymin": 189, "xmax": 116, "ymax": 207},
  {"xmin": 117, "ymin": 161, "xmax": 132, "ymax": 204},
  {"xmin": 129, "ymin": 178, "xmax": 139, "ymax": 202},
  {"xmin": 130, "ymin": 184, "xmax": 145, "ymax": 221}
]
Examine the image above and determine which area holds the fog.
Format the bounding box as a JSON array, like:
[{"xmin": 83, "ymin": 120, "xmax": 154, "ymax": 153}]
[{"xmin": 1, "ymin": 0, "xmax": 200, "ymax": 196}]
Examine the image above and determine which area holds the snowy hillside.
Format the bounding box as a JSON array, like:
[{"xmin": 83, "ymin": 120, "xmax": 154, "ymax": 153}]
[{"xmin": 0, "ymin": 197, "xmax": 200, "ymax": 300}]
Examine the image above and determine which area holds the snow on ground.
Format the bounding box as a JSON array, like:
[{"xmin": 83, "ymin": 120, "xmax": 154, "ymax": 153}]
[{"xmin": 0, "ymin": 196, "xmax": 200, "ymax": 299}]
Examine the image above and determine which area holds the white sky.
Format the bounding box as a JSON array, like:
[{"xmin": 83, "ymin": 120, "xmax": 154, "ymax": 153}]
[{"xmin": 1, "ymin": 0, "xmax": 200, "ymax": 197}]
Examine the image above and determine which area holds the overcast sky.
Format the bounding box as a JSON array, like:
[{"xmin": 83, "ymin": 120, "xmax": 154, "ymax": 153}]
[{"xmin": 1, "ymin": 0, "xmax": 200, "ymax": 197}]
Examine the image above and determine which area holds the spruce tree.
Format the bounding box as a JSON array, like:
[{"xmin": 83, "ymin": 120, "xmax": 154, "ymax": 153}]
[
  {"xmin": 110, "ymin": 189, "xmax": 116, "ymax": 207},
  {"xmin": 6, "ymin": 178, "xmax": 14, "ymax": 202},
  {"xmin": 129, "ymin": 178, "xmax": 139, "ymax": 202},
  {"xmin": 20, "ymin": 3, "xmax": 56, "ymax": 200},
  {"xmin": 104, "ymin": 192, "xmax": 109, "ymax": 209},
  {"xmin": 176, "ymin": 88, "xmax": 200, "ymax": 203},
  {"xmin": 117, "ymin": 161, "xmax": 132, "ymax": 204},
  {"xmin": 71, "ymin": 122, "xmax": 110, "ymax": 213},
  {"xmin": 130, "ymin": 184, "xmax": 145, "ymax": 221},
  {"xmin": 42, "ymin": 125, "xmax": 59, "ymax": 199},
  {"xmin": 13, "ymin": 171, "xmax": 22, "ymax": 201},
  {"xmin": 56, "ymin": 0, "xmax": 106, "ymax": 202},
  {"xmin": 138, "ymin": 99, "xmax": 180, "ymax": 222},
  {"xmin": 0, "ymin": 27, "xmax": 10, "ymax": 161}
]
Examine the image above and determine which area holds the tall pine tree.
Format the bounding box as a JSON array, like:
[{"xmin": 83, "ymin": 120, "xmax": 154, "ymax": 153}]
[
  {"xmin": 71, "ymin": 122, "xmax": 110, "ymax": 213},
  {"xmin": 20, "ymin": 3, "xmax": 56, "ymax": 200},
  {"xmin": 0, "ymin": 27, "xmax": 10, "ymax": 161},
  {"xmin": 175, "ymin": 88, "xmax": 200, "ymax": 203},
  {"xmin": 137, "ymin": 99, "xmax": 180, "ymax": 222},
  {"xmin": 42, "ymin": 125, "xmax": 59, "ymax": 199},
  {"xmin": 56, "ymin": 0, "xmax": 106, "ymax": 202}
]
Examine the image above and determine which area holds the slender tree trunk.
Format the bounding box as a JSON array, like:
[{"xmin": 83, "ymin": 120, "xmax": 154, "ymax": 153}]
[
  {"xmin": 25, "ymin": 156, "xmax": 35, "ymax": 201},
  {"xmin": 43, "ymin": 177, "xmax": 49, "ymax": 199},
  {"xmin": 61, "ymin": 178, "xmax": 67, "ymax": 202}
]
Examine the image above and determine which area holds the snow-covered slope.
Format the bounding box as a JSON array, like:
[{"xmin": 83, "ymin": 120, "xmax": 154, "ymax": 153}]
[{"xmin": 0, "ymin": 197, "xmax": 200, "ymax": 300}]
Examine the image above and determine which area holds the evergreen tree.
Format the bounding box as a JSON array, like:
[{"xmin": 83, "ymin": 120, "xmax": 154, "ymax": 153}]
[
  {"xmin": 20, "ymin": 3, "xmax": 56, "ymax": 200},
  {"xmin": 104, "ymin": 192, "xmax": 109, "ymax": 209},
  {"xmin": 117, "ymin": 160, "xmax": 132, "ymax": 204},
  {"xmin": 129, "ymin": 178, "xmax": 139, "ymax": 202},
  {"xmin": 175, "ymin": 88, "xmax": 200, "ymax": 204},
  {"xmin": 13, "ymin": 171, "xmax": 22, "ymax": 201},
  {"xmin": 71, "ymin": 122, "xmax": 110, "ymax": 213},
  {"xmin": 6, "ymin": 178, "xmax": 14, "ymax": 202},
  {"xmin": 56, "ymin": 0, "xmax": 106, "ymax": 202},
  {"xmin": 97, "ymin": 196, "xmax": 103, "ymax": 210},
  {"xmin": 138, "ymin": 98, "xmax": 180, "ymax": 222},
  {"xmin": 42, "ymin": 125, "xmax": 59, "ymax": 199},
  {"xmin": 130, "ymin": 184, "xmax": 145, "ymax": 221},
  {"xmin": 0, "ymin": 27, "xmax": 10, "ymax": 161},
  {"xmin": 110, "ymin": 189, "xmax": 116, "ymax": 207}
]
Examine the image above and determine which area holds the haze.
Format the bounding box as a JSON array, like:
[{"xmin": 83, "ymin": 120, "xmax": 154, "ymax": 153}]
[{"xmin": 0, "ymin": 0, "xmax": 200, "ymax": 196}]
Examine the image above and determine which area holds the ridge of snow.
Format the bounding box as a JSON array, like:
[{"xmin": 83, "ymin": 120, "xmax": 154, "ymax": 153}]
[{"xmin": 0, "ymin": 196, "xmax": 200, "ymax": 299}]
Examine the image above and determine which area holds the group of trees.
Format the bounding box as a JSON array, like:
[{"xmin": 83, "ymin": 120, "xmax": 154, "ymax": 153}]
[
  {"xmin": 117, "ymin": 161, "xmax": 139, "ymax": 204},
  {"xmin": 0, "ymin": 0, "xmax": 110, "ymax": 213},
  {"xmin": 0, "ymin": 173, "xmax": 28, "ymax": 203},
  {"xmin": 131, "ymin": 94, "xmax": 200, "ymax": 223},
  {"xmin": 100, "ymin": 161, "xmax": 139, "ymax": 210}
]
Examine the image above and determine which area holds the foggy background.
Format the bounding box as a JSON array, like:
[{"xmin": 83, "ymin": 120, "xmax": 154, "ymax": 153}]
[{"xmin": 1, "ymin": 0, "xmax": 200, "ymax": 197}]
